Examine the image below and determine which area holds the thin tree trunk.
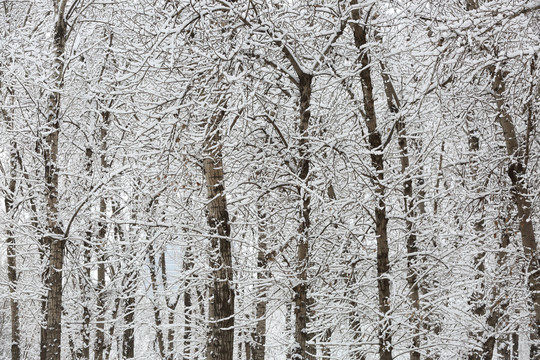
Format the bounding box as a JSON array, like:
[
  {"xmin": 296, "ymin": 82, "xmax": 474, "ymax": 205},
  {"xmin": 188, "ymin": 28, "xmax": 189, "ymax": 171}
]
[
  {"xmin": 204, "ymin": 108, "xmax": 235, "ymax": 360},
  {"xmin": 81, "ymin": 146, "xmax": 93, "ymax": 360},
  {"xmin": 44, "ymin": 2, "xmax": 68, "ymax": 359},
  {"xmin": 380, "ymin": 60, "xmax": 421, "ymax": 360},
  {"xmin": 10, "ymin": 142, "xmax": 46, "ymax": 360},
  {"xmin": 123, "ymin": 274, "xmax": 136, "ymax": 359},
  {"xmin": 492, "ymin": 69, "xmax": 540, "ymax": 356},
  {"xmin": 250, "ymin": 204, "xmax": 268, "ymax": 360},
  {"xmin": 183, "ymin": 245, "xmax": 194, "ymax": 360},
  {"xmin": 160, "ymin": 252, "xmax": 177, "ymax": 360},
  {"xmin": 482, "ymin": 225, "xmax": 513, "ymax": 360},
  {"xmin": 466, "ymin": 126, "xmax": 489, "ymax": 360},
  {"xmin": 292, "ymin": 72, "xmax": 315, "ymax": 360},
  {"xmin": 1, "ymin": 17, "xmax": 21, "ymax": 359},
  {"xmin": 3, "ymin": 107, "xmax": 21, "ymax": 360},
  {"xmin": 350, "ymin": 2, "xmax": 393, "ymax": 359},
  {"xmin": 105, "ymin": 287, "xmax": 122, "ymax": 359},
  {"xmin": 149, "ymin": 244, "xmax": 167, "ymax": 358},
  {"xmin": 94, "ymin": 198, "xmax": 107, "ymax": 360},
  {"xmin": 94, "ymin": 104, "xmax": 113, "ymax": 360}
]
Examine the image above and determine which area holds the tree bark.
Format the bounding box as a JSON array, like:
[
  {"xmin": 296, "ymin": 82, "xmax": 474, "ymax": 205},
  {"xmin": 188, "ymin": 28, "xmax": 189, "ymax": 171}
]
[
  {"xmin": 183, "ymin": 244, "xmax": 194, "ymax": 360},
  {"xmin": 80, "ymin": 146, "xmax": 93, "ymax": 360},
  {"xmin": 44, "ymin": 2, "xmax": 68, "ymax": 359},
  {"xmin": 94, "ymin": 198, "xmax": 107, "ymax": 360},
  {"xmin": 149, "ymin": 243, "xmax": 167, "ymax": 358},
  {"xmin": 292, "ymin": 72, "xmax": 315, "ymax": 360},
  {"xmin": 351, "ymin": 0, "xmax": 392, "ymax": 360},
  {"xmin": 492, "ymin": 68, "xmax": 540, "ymax": 356},
  {"xmin": 3, "ymin": 105, "xmax": 21, "ymax": 360},
  {"xmin": 204, "ymin": 108, "xmax": 235, "ymax": 360},
  {"xmin": 250, "ymin": 204, "xmax": 268, "ymax": 360},
  {"xmin": 94, "ymin": 104, "xmax": 113, "ymax": 360},
  {"xmin": 380, "ymin": 60, "xmax": 421, "ymax": 360},
  {"xmin": 350, "ymin": 3, "xmax": 393, "ymax": 359},
  {"xmin": 161, "ymin": 251, "xmax": 177, "ymax": 360},
  {"xmin": 123, "ymin": 275, "xmax": 136, "ymax": 359}
]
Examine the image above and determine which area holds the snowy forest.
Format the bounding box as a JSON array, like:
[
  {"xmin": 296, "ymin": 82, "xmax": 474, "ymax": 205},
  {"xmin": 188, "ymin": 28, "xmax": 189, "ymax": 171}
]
[{"xmin": 0, "ymin": 0, "xmax": 539, "ymax": 359}]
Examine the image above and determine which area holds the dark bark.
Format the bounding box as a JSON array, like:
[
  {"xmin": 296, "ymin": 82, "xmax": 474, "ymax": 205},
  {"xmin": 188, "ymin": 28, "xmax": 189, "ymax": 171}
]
[
  {"xmin": 350, "ymin": 2, "xmax": 393, "ymax": 359},
  {"xmin": 44, "ymin": 3, "xmax": 68, "ymax": 358},
  {"xmin": 204, "ymin": 109, "xmax": 235, "ymax": 360},
  {"xmin": 80, "ymin": 147, "xmax": 93, "ymax": 360},
  {"xmin": 94, "ymin": 195, "xmax": 107, "ymax": 360},
  {"xmin": 161, "ymin": 252, "xmax": 177, "ymax": 360},
  {"xmin": 380, "ymin": 60, "xmax": 421, "ymax": 360},
  {"xmin": 292, "ymin": 72, "xmax": 315, "ymax": 360},
  {"xmin": 250, "ymin": 205, "xmax": 268, "ymax": 360},
  {"xmin": 183, "ymin": 245, "xmax": 194, "ymax": 360},
  {"xmin": 122, "ymin": 274, "xmax": 136, "ymax": 359},
  {"xmin": 149, "ymin": 243, "xmax": 167, "ymax": 358},
  {"xmin": 3, "ymin": 110, "xmax": 20, "ymax": 360},
  {"xmin": 492, "ymin": 69, "xmax": 540, "ymax": 357}
]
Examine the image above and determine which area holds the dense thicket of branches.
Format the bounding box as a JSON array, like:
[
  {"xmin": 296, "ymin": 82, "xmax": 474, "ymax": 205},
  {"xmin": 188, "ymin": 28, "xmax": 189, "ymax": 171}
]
[{"xmin": 0, "ymin": 0, "xmax": 539, "ymax": 359}]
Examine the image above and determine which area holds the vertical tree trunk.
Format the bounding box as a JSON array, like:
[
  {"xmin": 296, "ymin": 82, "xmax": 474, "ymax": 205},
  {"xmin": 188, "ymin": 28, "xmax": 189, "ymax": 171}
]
[
  {"xmin": 44, "ymin": 2, "xmax": 68, "ymax": 359},
  {"xmin": 350, "ymin": 3, "xmax": 393, "ymax": 359},
  {"xmin": 204, "ymin": 109, "xmax": 235, "ymax": 360},
  {"xmin": 81, "ymin": 146, "xmax": 94, "ymax": 360},
  {"xmin": 250, "ymin": 204, "xmax": 268, "ymax": 360},
  {"xmin": 380, "ymin": 61, "xmax": 421, "ymax": 360},
  {"xmin": 466, "ymin": 126, "xmax": 489, "ymax": 360},
  {"xmin": 94, "ymin": 199, "xmax": 107, "ymax": 360},
  {"xmin": 183, "ymin": 244, "xmax": 194, "ymax": 360},
  {"xmin": 492, "ymin": 68, "xmax": 540, "ymax": 356},
  {"xmin": 123, "ymin": 274, "xmax": 136, "ymax": 359},
  {"xmin": 160, "ymin": 251, "xmax": 177, "ymax": 360},
  {"xmin": 110, "ymin": 205, "xmax": 135, "ymax": 359},
  {"xmin": 149, "ymin": 243, "xmax": 167, "ymax": 358},
  {"xmin": 3, "ymin": 106, "xmax": 21, "ymax": 360},
  {"xmin": 293, "ymin": 72, "xmax": 315, "ymax": 360},
  {"xmin": 95, "ymin": 106, "xmax": 113, "ymax": 360}
]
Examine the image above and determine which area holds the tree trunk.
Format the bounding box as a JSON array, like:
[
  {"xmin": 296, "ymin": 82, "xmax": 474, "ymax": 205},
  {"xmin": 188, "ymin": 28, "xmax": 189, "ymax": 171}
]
[
  {"xmin": 80, "ymin": 146, "xmax": 93, "ymax": 360},
  {"xmin": 492, "ymin": 69, "xmax": 540, "ymax": 356},
  {"xmin": 250, "ymin": 204, "xmax": 268, "ymax": 360},
  {"xmin": 123, "ymin": 276, "xmax": 136, "ymax": 359},
  {"xmin": 183, "ymin": 245, "xmax": 194, "ymax": 360},
  {"xmin": 465, "ymin": 126, "xmax": 489, "ymax": 360},
  {"xmin": 94, "ymin": 104, "xmax": 113, "ymax": 360},
  {"xmin": 94, "ymin": 197, "xmax": 107, "ymax": 360},
  {"xmin": 44, "ymin": 2, "xmax": 68, "ymax": 358},
  {"xmin": 3, "ymin": 108, "xmax": 21, "ymax": 360},
  {"xmin": 204, "ymin": 108, "xmax": 235, "ymax": 360},
  {"xmin": 380, "ymin": 60, "xmax": 421, "ymax": 360},
  {"xmin": 149, "ymin": 244, "xmax": 167, "ymax": 358},
  {"xmin": 350, "ymin": 2, "xmax": 393, "ymax": 359},
  {"xmin": 292, "ymin": 72, "xmax": 315, "ymax": 360},
  {"xmin": 161, "ymin": 252, "xmax": 177, "ymax": 360}
]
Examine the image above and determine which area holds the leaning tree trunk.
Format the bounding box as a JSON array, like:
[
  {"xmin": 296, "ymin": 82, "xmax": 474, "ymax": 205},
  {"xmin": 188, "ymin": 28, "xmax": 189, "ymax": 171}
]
[
  {"xmin": 44, "ymin": 2, "xmax": 68, "ymax": 359},
  {"xmin": 350, "ymin": 2, "xmax": 393, "ymax": 359},
  {"xmin": 204, "ymin": 108, "xmax": 235, "ymax": 360}
]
